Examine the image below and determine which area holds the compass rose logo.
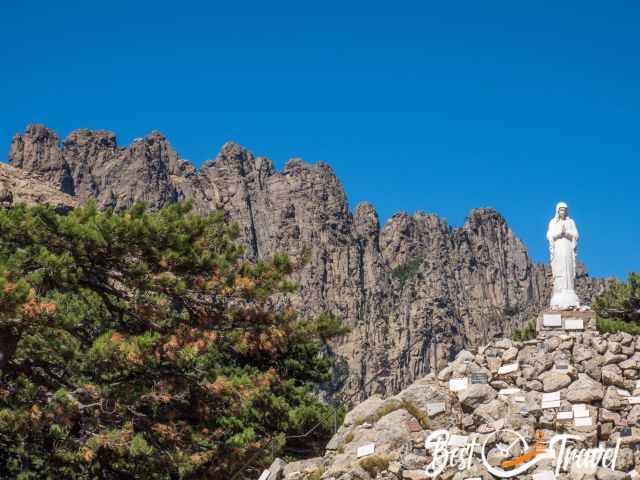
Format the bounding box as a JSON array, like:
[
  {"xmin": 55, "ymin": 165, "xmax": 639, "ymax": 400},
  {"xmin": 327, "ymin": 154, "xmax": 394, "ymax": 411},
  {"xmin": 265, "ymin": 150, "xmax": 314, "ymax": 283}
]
[{"xmin": 481, "ymin": 429, "xmax": 554, "ymax": 478}]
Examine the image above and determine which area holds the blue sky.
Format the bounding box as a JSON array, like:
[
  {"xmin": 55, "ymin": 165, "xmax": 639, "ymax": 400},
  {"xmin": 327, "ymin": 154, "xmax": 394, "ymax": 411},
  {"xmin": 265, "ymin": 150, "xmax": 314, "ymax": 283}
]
[{"xmin": 1, "ymin": 1, "xmax": 638, "ymax": 279}]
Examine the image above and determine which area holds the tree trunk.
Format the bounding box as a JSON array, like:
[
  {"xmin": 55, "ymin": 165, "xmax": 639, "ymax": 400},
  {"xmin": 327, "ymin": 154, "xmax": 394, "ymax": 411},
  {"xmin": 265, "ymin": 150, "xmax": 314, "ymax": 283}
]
[{"xmin": 0, "ymin": 328, "xmax": 18, "ymax": 370}]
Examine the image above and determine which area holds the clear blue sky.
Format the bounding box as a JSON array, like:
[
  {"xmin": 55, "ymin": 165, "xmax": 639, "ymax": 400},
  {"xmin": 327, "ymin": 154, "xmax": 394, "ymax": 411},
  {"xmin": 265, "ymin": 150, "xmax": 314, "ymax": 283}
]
[{"xmin": 1, "ymin": 1, "xmax": 638, "ymax": 279}]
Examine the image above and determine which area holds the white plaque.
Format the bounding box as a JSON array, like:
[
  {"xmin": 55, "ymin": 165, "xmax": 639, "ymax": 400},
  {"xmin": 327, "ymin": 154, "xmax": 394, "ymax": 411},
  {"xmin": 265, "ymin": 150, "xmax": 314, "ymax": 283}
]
[
  {"xmin": 574, "ymin": 417, "xmax": 593, "ymax": 427},
  {"xmin": 573, "ymin": 405, "xmax": 590, "ymax": 418},
  {"xmin": 542, "ymin": 391, "xmax": 561, "ymax": 402},
  {"xmin": 449, "ymin": 378, "xmax": 468, "ymax": 392},
  {"xmin": 617, "ymin": 389, "xmax": 631, "ymax": 397},
  {"xmin": 628, "ymin": 397, "xmax": 640, "ymax": 405},
  {"xmin": 533, "ymin": 470, "xmax": 556, "ymax": 480},
  {"xmin": 357, "ymin": 443, "xmax": 375, "ymax": 458},
  {"xmin": 543, "ymin": 314, "xmax": 562, "ymax": 327},
  {"xmin": 514, "ymin": 395, "xmax": 526, "ymax": 402},
  {"xmin": 497, "ymin": 362, "xmax": 519, "ymax": 375},
  {"xmin": 541, "ymin": 400, "xmax": 561, "ymax": 409},
  {"xmin": 258, "ymin": 470, "xmax": 271, "ymax": 480},
  {"xmin": 557, "ymin": 411, "xmax": 573, "ymax": 420},
  {"xmin": 499, "ymin": 388, "xmax": 520, "ymax": 395},
  {"xmin": 426, "ymin": 402, "xmax": 446, "ymax": 416},
  {"xmin": 449, "ymin": 435, "xmax": 468, "ymax": 447},
  {"xmin": 564, "ymin": 318, "xmax": 584, "ymax": 330}
]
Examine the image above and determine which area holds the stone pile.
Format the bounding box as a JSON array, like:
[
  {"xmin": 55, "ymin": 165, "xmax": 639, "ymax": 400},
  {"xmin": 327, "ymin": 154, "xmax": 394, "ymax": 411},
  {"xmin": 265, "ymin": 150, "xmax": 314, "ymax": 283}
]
[{"xmin": 266, "ymin": 324, "xmax": 640, "ymax": 480}]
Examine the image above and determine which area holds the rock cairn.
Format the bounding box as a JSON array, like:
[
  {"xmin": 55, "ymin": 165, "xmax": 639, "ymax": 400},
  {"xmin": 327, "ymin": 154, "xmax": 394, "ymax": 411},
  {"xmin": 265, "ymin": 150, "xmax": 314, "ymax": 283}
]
[{"xmin": 267, "ymin": 319, "xmax": 640, "ymax": 480}]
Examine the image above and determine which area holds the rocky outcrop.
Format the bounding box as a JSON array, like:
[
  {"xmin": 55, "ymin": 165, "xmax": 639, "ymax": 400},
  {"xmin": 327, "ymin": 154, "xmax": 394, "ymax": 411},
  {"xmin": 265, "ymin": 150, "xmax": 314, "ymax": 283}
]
[
  {"xmin": 271, "ymin": 327, "xmax": 640, "ymax": 480},
  {"xmin": 6, "ymin": 125, "xmax": 611, "ymax": 400},
  {"xmin": 0, "ymin": 162, "xmax": 76, "ymax": 211}
]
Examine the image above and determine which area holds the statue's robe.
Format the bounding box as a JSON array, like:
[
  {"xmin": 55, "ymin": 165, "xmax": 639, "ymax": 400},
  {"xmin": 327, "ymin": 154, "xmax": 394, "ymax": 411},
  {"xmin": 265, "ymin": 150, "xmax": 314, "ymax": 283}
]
[{"xmin": 546, "ymin": 216, "xmax": 580, "ymax": 309}]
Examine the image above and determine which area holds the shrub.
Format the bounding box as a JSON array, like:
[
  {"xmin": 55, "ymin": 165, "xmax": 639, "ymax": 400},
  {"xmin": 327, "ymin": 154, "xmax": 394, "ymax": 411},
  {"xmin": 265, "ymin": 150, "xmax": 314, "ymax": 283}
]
[{"xmin": 512, "ymin": 319, "xmax": 536, "ymax": 341}]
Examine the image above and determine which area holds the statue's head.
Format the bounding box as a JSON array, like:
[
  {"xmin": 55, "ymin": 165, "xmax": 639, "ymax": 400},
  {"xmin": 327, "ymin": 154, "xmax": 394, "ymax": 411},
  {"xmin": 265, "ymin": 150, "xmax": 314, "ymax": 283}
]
[{"xmin": 555, "ymin": 202, "xmax": 568, "ymax": 219}]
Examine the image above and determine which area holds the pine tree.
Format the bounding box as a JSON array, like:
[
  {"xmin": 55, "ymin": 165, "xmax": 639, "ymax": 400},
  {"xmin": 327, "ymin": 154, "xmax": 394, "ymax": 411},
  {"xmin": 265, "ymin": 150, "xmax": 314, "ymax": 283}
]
[
  {"xmin": 594, "ymin": 272, "xmax": 640, "ymax": 334},
  {"xmin": 0, "ymin": 201, "xmax": 345, "ymax": 479}
]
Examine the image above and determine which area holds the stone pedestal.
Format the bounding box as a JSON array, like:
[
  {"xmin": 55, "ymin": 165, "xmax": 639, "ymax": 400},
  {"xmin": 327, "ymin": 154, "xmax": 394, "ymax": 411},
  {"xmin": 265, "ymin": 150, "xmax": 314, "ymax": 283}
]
[{"xmin": 536, "ymin": 310, "xmax": 596, "ymax": 333}]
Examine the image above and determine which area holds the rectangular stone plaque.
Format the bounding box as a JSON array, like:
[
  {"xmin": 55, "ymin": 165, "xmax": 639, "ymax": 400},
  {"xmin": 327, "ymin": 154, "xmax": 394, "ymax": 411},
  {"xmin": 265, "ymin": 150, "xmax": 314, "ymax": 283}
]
[
  {"xmin": 497, "ymin": 362, "xmax": 519, "ymax": 375},
  {"xmin": 542, "ymin": 391, "xmax": 561, "ymax": 402},
  {"xmin": 564, "ymin": 318, "xmax": 584, "ymax": 330},
  {"xmin": 543, "ymin": 313, "xmax": 562, "ymax": 327},
  {"xmin": 449, "ymin": 378, "xmax": 468, "ymax": 392},
  {"xmin": 448, "ymin": 435, "xmax": 468, "ymax": 447},
  {"xmin": 499, "ymin": 388, "xmax": 520, "ymax": 395},
  {"xmin": 618, "ymin": 389, "xmax": 631, "ymax": 397},
  {"xmin": 557, "ymin": 411, "xmax": 573, "ymax": 420},
  {"xmin": 470, "ymin": 372, "xmax": 489, "ymax": 384},
  {"xmin": 629, "ymin": 397, "xmax": 640, "ymax": 405},
  {"xmin": 514, "ymin": 395, "xmax": 526, "ymax": 402},
  {"xmin": 533, "ymin": 471, "xmax": 556, "ymax": 480},
  {"xmin": 541, "ymin": 400, "xmax": 561, "ymax": 409},
  {"xmin": 574, "ymin": 417, "xmax": 593, "ymax": 427},
  {"xmin": 426, "ymin": 402, "xmax": 446, "ymax": 416},
  {"xmin": 357, "ymin": 443, "xmax": 375, "ymax": 458},
  {"xmin": 258, "ymin": 470, "xmax": 271, "ymax": 480},
  {"xmin": 573, "ymin": 405, "xmax": 590, "ymax": 418}
]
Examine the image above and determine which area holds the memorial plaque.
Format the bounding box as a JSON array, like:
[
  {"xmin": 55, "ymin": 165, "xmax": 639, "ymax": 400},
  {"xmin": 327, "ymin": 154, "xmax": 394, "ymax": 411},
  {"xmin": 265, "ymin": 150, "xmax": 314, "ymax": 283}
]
[
  {"xmin": 542, "ymin": 400, "xmax": 561, "ymax": 409},
  {"xmin": 449, "ymin": 435, "xmax": 468, "ymax": 447},
  {"xmin": 449, "ymin": 378, "xmax": 468, "ymax": 392},
  {"xmin": 533, "ymin": 470, "xmax": 556, "ymax": 480},
  {"xmin": 478, "ymin": 424, "xmax": 495, "ymax": 434},
  {"xmin": 574, "ymin": 417, "xmax": 593, "ymax": 427},
  {"xmin": 357, "ymin": 443, "xmax": 375, "ymax": 458},
  {"xmin": 499, "ymin": 388, "xmax": 520, "ymax": 395},
  {"xmin": 557, "ymin": 410, "xmax": 573, "ymax": 420},
  {"xmin": 514, "ymin": 395, "xmax": 526, "ymax": 403},
  {"xmin": 542, "ymin": 392, "xmax": 561, "ymax": 402},
  {"xmin": 258, "ymin": 470, "xmax": 271, "ymax": 480},
  {"xmin": 543, "ymin": 313, "xmax": 562, "ymax": 327},
  {"xmin": 564, "ymin": 318, "xmax": 584, "ymax": 330},
  {"xmin": 573, "ymin": 404, "xmax": 590, "ymax": 418},
  {"xmin": 555, "ymin": 357, "xmax": 570, "ymax": 370},
  {"xmin": 497, "ymin": 362, "xmax": 519, "ymax": 375},
  {"xmin": 426, "ymin": 402, "xmax": 446, "ymax": 416},
  {"xmin": 629, "ymin": 397, "xmax": 640, "ymax": 405},
  {"xmin": 470, "ymin": 372, "xmax": 489, "ymax": 384}
]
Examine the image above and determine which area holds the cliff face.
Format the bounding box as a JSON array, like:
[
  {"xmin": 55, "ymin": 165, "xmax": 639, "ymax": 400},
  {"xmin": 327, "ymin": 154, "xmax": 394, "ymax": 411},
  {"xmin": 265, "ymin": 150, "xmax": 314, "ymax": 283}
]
[{"xmin": 6, "ymin": 125, "xmax": 609, "ymax": 399}]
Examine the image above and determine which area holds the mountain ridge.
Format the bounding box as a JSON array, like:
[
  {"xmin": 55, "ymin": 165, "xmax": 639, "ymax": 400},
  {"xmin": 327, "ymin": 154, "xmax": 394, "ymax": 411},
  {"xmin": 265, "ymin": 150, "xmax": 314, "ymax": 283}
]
[{"xmin": 5, "ymin": 124, "xmax": 610, "ymax": 400}]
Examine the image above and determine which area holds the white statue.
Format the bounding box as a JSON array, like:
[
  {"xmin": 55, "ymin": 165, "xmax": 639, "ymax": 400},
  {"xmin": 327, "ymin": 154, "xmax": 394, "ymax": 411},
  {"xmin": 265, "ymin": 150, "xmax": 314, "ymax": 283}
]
[{"xmin": 546, "ymin": 202, "xmax": 580, "ymax": 310}]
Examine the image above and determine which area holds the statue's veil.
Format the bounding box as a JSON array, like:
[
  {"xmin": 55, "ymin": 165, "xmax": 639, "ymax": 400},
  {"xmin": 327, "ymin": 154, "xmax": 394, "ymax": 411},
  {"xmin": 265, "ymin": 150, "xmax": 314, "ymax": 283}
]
[{"xmin": 554, "ymin": 201, "xmax": 568, "ymax": 220}]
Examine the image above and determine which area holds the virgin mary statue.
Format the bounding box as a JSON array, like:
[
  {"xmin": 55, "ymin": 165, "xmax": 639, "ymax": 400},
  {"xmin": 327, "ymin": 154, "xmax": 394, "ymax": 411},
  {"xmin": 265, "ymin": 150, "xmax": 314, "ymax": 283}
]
[{"xmin": 546, "ymin": 202, "xmax": 580, "ymax": 310}]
